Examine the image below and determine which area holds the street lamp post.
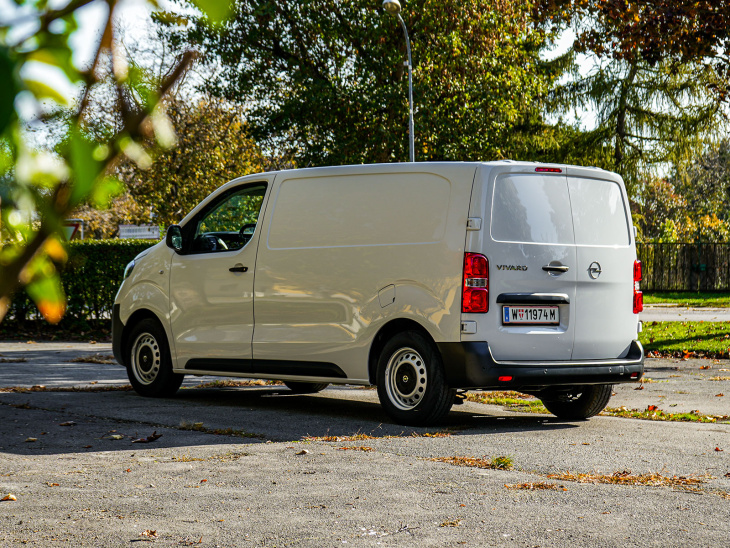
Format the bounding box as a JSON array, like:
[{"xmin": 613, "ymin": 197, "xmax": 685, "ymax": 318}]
[{"xmin": 382, "ymin": 0, "xmax": 415, "ymax": 163}]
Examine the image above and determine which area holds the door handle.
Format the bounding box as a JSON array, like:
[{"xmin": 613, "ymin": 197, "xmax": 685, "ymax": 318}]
[
  {"xmin": 229, "ymin": 265, "xmax": 248, "ymax": 273},
  {"xmin": 542, "ymin": 264, "xmax": 569, "ymax": 273}
]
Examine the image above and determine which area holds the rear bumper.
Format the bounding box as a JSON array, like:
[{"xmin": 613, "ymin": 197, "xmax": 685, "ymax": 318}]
[{"xmin": 437, "ymin": 340, "xmax": 644, "ymax": 390}]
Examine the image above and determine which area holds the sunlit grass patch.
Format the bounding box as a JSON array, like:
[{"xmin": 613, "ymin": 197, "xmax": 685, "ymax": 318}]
[
  {"xmin": 178, "ymin": 420, "xmax": 265, "ymax": 439},
  {"xmin": 302, "ymin": 431, "xmax": 451, "ymax": 442},
  {"xmin": 0, "ymin": 384, "xmax": 133, "ymax": 392},
  {"xmin": 546, "ymin": 470, "xmax": 705, "ymax": 488},
  {"xmin": 68, "ymin": 353, "xmax": 116, "ymax": 364},
  {"xmin": 640, "ymin": 321, "xmax": 730, "ymax": 358},
  {"xmin": 504, "ymin": 482, "xmax": 567, "ymax": 491},
  {"xmin": 602, "ymin": 405, "xmax": 730, "ymax": 424},
  {"xmin": 466, "ymin": 391, "xmax": 548, "ymax": 413},
  {"xmin": 431, "ymin": 455, "xmax": 514, "ymax": 470},
  {"xmin": 643, "ymin": 292, "xmax": 730, "ymax": 308}
]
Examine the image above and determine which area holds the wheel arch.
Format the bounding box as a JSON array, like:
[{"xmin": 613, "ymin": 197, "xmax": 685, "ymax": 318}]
[
  {"xmin": 119, "ymin": 309, "xmax": 168, "ymax": 367},
  {"xmin": 367, "ymin": 318, "xmax": 436, "ymax": 385}
]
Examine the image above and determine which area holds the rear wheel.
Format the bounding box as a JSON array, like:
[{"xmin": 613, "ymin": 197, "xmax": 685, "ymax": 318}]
[
  {"xmin": 126, "ymin": 318, "xmax": 184, "ymax": 397},
  {"xmin": 376, "ymin": 331, "xmax": 455, "ymax": 426},
  {"xmin": 284, "ymin": 381, "xmax": 329, "ymax": 394},
  {"xmin": 540, "ymin": 385, "xmax": 613, "ymax": 420}
]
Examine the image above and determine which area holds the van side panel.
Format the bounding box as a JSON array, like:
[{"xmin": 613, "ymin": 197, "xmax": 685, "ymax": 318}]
[{"xmin": 252, "ymin": 164, "xmax": 476, "ymax": 382}]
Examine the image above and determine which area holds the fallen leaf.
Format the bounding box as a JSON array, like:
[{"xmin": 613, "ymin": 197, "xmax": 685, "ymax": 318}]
[
  {"xmin": 715, "ymin": 447, "xmax": 724, "ymax": 452},
  {"xmin": 125, "ymin": 469, "xmax": 131, "ymax": 473},
  {"xmin": 634, "ymin": 385, "xmax": 645, "ymax": 390},
  {"xmin": 647, "ymin": 405, "xmax": 658, "ymax": 412},
  {"xmin": 716, "ymin": 394, "xmax": 725, "ymax": 397},
  {"xmin": 295, "ymin": 450, "xmax": 309, "ymax": 455},
  {"xmin": 25, "ymin": 437, "xmax": 37, "ymax": 443},
  {"xmin": 140, "ymin": 530, "xmax": 158, "ymax": 538},
  {"xmin": 46, "ymin": 482, "xmax": 59, "ymax": 487},
  {"xmin": 700, "ymin": 365, "xmax": 711, "ymax": 370},
  {"xmin": 131, "ymin": 431, "xmax": 162, "ymax": 444},
  {"xmin": 109, "ymin": 434, "xmax": 124, "ymax": 440},
  {"xmin": 2, "ymin": 494, "xmax": 17, "ymax": 501},
  {"xmin": 200, "ymin": 479, "xmax": 207, "ymax": 483}
]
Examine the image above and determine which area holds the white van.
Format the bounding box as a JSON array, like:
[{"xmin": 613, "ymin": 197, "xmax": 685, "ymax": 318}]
[{"xmin": 112, "ymin": 162, "xmax": 644, "ymax": 425}]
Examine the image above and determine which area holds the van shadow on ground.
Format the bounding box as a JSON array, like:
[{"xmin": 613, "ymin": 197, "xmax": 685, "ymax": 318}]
[{"xmin": 0, "ymin": 386, "xmax": 578, "ymax": 456}]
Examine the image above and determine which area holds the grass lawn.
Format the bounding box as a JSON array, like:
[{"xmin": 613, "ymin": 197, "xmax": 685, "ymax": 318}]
[
  {"xmin": 639, "ymin": 320, "xmax": 730, "ymax": 357},
  {"xmin": 643, "ymin": 292, "xmax": 730, "ymax": 307}
]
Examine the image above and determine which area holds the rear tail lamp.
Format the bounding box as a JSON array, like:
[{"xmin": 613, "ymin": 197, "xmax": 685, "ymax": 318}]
[
  {"xmin": 462, "ymin": 253, "xmax": 489, "ymax": 313},
  {"xmin": 633, "ymin": 260, "xmax": 643, "ymax": 314}
]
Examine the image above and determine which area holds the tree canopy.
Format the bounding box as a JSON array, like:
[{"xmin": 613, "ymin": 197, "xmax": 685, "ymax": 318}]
[{"xmin": 167, "ymin": 0, "xmax": 564, "ymax": 166}]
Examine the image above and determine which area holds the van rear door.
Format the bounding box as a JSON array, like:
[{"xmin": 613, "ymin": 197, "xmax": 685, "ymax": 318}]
[
  {"xmin": 567, "ymin": 168, "xmax": 637, "ymax": 359},
  {"xmin": 476, "ymin": 169, "xmax": 578, "ymax": 361}
]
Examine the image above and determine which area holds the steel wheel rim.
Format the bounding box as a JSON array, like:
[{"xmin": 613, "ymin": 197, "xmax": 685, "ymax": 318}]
[
  {"xmin": 131, "ymin": 333, "xmax": 161, "ymax": 385},
  {"xmin": 385, "ymin": 347, "xmax": 428, "ymax": 411}
]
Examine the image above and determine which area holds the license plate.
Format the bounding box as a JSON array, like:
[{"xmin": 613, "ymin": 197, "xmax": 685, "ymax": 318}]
[{"xmin": 502, "ymin": 305, "xmax": 559, "ymax": 325}]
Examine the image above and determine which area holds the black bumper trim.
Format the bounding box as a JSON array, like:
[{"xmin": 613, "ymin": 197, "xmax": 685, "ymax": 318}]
[{"xmin": 437, "ymin": 340, "xmax": 644, "ymax": 389}]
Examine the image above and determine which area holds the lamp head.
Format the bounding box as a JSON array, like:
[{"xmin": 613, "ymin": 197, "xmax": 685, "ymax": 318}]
[{"xmin": 382, "ymin": 0, "xmax": 402, "ymax": 16}]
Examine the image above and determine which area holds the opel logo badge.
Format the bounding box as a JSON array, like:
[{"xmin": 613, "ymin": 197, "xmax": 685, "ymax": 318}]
[{"xmin": 588, "ymin": 262, "xmax": 602, "ymax": 279}]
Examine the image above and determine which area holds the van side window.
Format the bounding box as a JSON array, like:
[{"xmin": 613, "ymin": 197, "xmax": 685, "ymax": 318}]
[
  {"xmin": 491, "ymin": 175, "xmax": 574, "ymax": 245},
  {"xmin": 190, "ymin": 183, "xmax": 267, "ymax": 253}
]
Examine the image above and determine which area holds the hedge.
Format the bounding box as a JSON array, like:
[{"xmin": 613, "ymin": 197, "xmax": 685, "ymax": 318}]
[{"xmin": 8, "ymin": 240, "xmax": 157, "ymax": 323}]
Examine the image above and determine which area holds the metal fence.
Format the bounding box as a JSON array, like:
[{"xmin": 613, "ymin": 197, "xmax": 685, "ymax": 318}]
[{"xmin": 637, "ymin": 243, "xmax": 730, "ymax": 291}]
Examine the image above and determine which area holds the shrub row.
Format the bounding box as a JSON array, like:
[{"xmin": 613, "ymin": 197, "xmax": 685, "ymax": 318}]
[{"xmin": 9, "ymin": 240, "xmax": 157, "ymax": 323}]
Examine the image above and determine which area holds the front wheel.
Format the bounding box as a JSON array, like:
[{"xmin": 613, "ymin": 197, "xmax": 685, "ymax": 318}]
[
  {"xmin": 376, "ymin": 331, "xmax": 455, "ymax": 426},
  {"xmin": 126, "ymin": 318, "xmax": 184, "ymax": 397},
  {"xmin": 540, "ymin": 385, "xmax": 613, "ymax": 420}
]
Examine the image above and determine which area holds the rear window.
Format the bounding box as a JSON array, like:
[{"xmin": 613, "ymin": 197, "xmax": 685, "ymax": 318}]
[
  {"xmin": 568, "ymin": 178, "xmax": 630, "ymax": 245},
  {"xmin": 491, "ymin": 174, "xmax": 574, "ymax": 244}
]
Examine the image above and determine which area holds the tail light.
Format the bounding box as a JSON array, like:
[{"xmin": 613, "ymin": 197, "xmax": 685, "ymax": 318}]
[
  {"xmin": 462, "ymin": 253, "xmax": 489, "ymax": 313},
  {"xmin": 633, "ymin": 260, "xmax": 643, "ymax": 314}
]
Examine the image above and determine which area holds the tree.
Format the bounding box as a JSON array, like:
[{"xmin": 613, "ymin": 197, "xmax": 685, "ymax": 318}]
[
  {"xmin": 550, "ymin": 56, "xmax": 725, "ymax": 195},
  {"xmin": 0, "ymin": 0, "xmax": 231, "ymax": 324},
  {"xmin": 539, "ymin": 1, "xmax": 730, "ymax": 83},
  {"xmin": 166, "ymin": 0, "xmax": 565, "ymax": 166},
  {"xmin": 116, "ymin": 97, "xmax": 265, "ymax": 229}
]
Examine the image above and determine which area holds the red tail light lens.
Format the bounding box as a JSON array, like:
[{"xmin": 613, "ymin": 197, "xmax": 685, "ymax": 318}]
[
  {"xmin": 633, "ymin": 291, "xmax": 644, "ymax": 314},
  {"xmin": 633, "ymin": 260, "xmax": 643, "ymax": 314},
  {"xmin": 462, "ymin": 253, "xmax": 489, "ymax": 313}
]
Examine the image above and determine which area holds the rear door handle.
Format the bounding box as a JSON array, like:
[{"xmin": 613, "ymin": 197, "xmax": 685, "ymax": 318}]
[
  {"xmin": 542, "ymin": 264, "xmax": 569, "ymax": 273},
  {"xmin": 229, "ymin": 265, "xmax": 248, "ymax": 273}
]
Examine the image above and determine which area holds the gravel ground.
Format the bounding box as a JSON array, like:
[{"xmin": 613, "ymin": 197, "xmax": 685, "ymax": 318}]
[{"xmin": 0, "ymin": 341, "xmax": 728, "ymax": 547}]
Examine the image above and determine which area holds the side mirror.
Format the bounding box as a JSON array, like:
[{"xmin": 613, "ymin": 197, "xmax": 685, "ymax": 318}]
[{"xmin": 165, "ymin": 225, "xmax": 184, "ymax": 253}]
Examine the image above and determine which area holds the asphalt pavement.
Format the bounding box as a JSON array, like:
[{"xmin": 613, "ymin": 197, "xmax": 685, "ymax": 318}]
[
  {"xmin": 0, "ymin": 341, "xmax": 728, "ymax": 547},
  {"xmin": 641, "ymin": 305, "xmax": 730, "ymax": 322}
]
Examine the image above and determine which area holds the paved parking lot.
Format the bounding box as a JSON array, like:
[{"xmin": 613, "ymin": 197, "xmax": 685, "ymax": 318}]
[{"xmin": 0, "ymin": 342, "xmax": 728, "ymax": 546}]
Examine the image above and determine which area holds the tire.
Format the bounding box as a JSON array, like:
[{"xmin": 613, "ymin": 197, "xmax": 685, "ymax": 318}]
[
  {"xmin": 540, "ymin": 385, "xmax": 613, "ymax": 420},
  {"xmin": 125, "ymin": 318, "xmax": 184, "ymax": 397},
  {"xmin": 376, "ymin": 331, "xmax": 455, "ymax": 426},
  {"xmin": 284, "ymin": 381, "xmax": 329, "ymax": 394}
]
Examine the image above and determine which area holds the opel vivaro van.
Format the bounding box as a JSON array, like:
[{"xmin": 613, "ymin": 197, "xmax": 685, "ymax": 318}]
[{"xmin": 113, "ymin": 162, "xmax": 644, "ymax": 425}]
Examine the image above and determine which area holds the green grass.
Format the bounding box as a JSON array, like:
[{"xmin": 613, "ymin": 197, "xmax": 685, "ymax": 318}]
[
  {"xmin": 643, "ymin": 292, "xmax": 730, "ymax": 307},
  {"xmin": 639, "ymin": 320, "xmax": 730, "ymax": 357}
]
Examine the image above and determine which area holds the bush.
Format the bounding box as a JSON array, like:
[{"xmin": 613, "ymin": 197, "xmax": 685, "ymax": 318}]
[{"xmin": 8, "ymin": 240, "xmax": 156, "ymax": 324}]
